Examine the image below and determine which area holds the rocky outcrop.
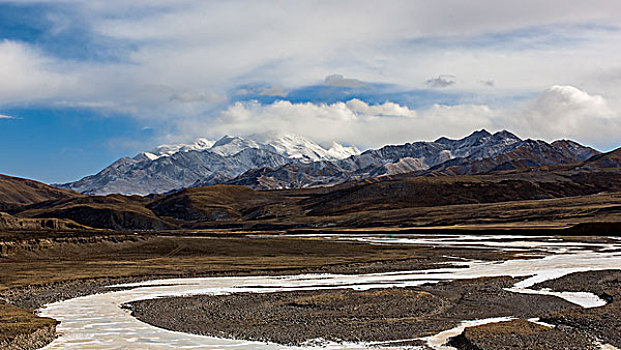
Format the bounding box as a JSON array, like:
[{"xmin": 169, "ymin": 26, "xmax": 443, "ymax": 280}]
[
  {"xmin": 447, "ymin": 319, "xmax": 592, "ymax": 350},
  {"xmin": 0, "ymin": 212, "xmax": 86, "ymax": 231},
  {"xmin": 0, "ymin": 323, "xmax": 57, "ymax": 350},
  {"xmin": 0, "ymin": 234, "xmax": 145, "ymax": 259},
  {"xmin": 0, "ymin": 302, "xmax": 58, "ymax": 350}
]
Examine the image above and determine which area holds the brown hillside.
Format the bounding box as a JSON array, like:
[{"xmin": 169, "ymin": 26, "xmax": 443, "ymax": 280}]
[
  {"xmin": 0, "ymin": 174, "xmax": 80, "ymax": 210},
  {"xmin": 17, "ymin": 195, "xmax": 173, "ymax": 231},
  {"xmin": 148, "ymin": 185, "xmax": 303, "ymax": 222},
  {"xmin": 302, "ymin": 169, "xmax": 621, "ymax": 216},
  {"xmin": 4, "ymin": 168, "xmax": 621, "ymax": 231},
  {"xmin": 582, "ymin": 147, "xmax": 621, "ymax": 169},
  {"xmin": 0, "ymin": 212, "xmax": 88, "ymax": 231}
]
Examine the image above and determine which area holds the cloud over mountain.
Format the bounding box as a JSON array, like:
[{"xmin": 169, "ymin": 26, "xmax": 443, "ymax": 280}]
[
  {"xmin": 2, "ymin": 1, "xmax": 621, "ymax": 182},
  {"xmin": 519, "ymin": 85, "xmax": 620, "ymax": 148},
  {"xmin": 180, "ymin": 86, "xmax": 620, "ymax": 151},
  {"xmin": 192, "ymin": 99, "xmax": 494, "ymax": 148}
]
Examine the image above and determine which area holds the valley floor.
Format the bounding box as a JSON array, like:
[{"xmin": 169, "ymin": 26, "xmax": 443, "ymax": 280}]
[
  {"xmin": 0, "ymin": 231, "xmax": 517, "ymax": 349},
  {"xmin": 0, "ymin": 230, "xmax": 620, "ymax": 349},
  {"xmin": 128, "ymin": 271, "xmax": 621, "ymax": 350}
]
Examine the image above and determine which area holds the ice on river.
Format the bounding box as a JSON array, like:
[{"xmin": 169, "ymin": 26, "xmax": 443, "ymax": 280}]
[{"xmin": 38, "ymin": 235, "xmax": 621, "ymax": 350}]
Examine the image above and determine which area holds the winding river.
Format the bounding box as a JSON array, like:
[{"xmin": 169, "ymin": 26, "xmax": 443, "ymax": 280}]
[{"xmin": 38, "ymin": 235, "xmax": 621, "ymax": 350}]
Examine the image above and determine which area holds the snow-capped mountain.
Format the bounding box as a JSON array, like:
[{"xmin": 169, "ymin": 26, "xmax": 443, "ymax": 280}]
[
  {"xmin": 60, "ymin": 133, "xmax": 361, "ymax": 195},
  {"xmin": 209, "ymin": 133, "xmax": 360, "ymax": 161},
  {"xmin": 264, "ymin": 134, "xmax": 360, "ymax": 162},
  {"xmin": 141, "ymin": 138, "xmax": 216, "ymax": 160},
  {"xmin": 59, "ymin": 129, "xmax": 599, "ymax": 195},
  {"xmin": 226, "ymin": 130, "xmax": 600, "ymax": 189}
]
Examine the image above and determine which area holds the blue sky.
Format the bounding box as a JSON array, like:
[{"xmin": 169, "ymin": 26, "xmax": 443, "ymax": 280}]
[
  {"xmin": 0, "ymin": 106, "xmax": 147, "ymax": 183},
  {"xmin": 1, "ymin": 1, "xmax": 621, "ymax": 183}
]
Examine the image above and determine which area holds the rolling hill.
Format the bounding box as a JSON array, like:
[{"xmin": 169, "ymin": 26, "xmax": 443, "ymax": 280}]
[{"xmin": 0, "ymin": 174, "xmax": 80, "ymax": 211}]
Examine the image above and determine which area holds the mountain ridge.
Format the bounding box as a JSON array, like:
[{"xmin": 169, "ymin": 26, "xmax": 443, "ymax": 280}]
[
  {"xmin": 225, "ymin": 130, "xmax": 600, "ymax": 190},
  {"xmin": 0, "ymin": 174, "xmax": 81, "ymax": 211},
  {"xmin": 2, "ymin": 144, "xmax": 620, "ymax": 231},
  {"xmin": 58, "ymin": 129, "xmax": 601, "ymax": 196}
]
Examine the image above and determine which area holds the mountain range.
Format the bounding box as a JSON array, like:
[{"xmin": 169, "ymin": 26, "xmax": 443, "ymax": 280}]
[
  {"xmin": 60, "ymin": 133, "xmax": 360, "ymax": 196},
  {"xmin": 59, "ymin": 129, "xmax": 600, "ymax": 196},
  {"xmin": 1, "ymin": 145, "xmax": 619, "ymax": 231}
]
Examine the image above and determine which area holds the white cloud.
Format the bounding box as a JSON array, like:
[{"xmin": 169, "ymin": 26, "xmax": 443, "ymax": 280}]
[
  {"xmin": 178, "ymin": 98, "xmax": 495, "ymax": 149},
  {"xmin": 257, "ymin": 86, "xmax": 287, "ymax": 97},
  {"xmin": 0, "ymin": 113, "xmax": 15, "ymax": 119},
  {"xmin": 1, "ymin": 1, "xmax": 621, "ymax": 152},
  {"xmin": 345, "ymin": 99, "xmax": 416, "ymax": 117},
  {"xmin": 3, "ymin": 1, "xmax": 621, "ymax": 115},
  {"xmin": 0, "ymin": 40, "xmax": 75, "ymax": 104},
  {"xmin": 517, "ymin": 85, "xmax": 620, "ymax": 148},
  {"xmin": 172, "ymin": 86, "xmax": 620, "ymax": 151}
]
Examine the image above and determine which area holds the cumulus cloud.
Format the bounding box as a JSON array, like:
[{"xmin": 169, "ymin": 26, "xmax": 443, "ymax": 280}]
[
  {"xmin": 344, "ymin": 99, "xmax": 416, "ymax": 117},
  {"xmin": 324, "ymin": 74, "xmax": 366, "ymax": 88},
  {"xmin": 170, "ymin": 85, "xmax": 620, "ymax": 151},
  {"xmin": 1, "ymin": 2, "xmax": 621, "ymax": 153},
  {"xmin": 425, "ymin": 75, "xmax": 456, "ymax": 88},
  {"xmin": 177, "ymin": 98, "xmax": 496, "ymax": 148},
  {"xmin": 517, "ymin": 85, "xmax": 620, "ymax": 148},
  {"xmin": 2, "ymin": 2, "xmax": 621, "ymax": 120}
]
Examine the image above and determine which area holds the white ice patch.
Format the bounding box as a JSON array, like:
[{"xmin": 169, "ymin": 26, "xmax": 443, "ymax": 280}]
[{"xmin": 420, "ymin": 317, "xmax": 515, "ymax": 350}]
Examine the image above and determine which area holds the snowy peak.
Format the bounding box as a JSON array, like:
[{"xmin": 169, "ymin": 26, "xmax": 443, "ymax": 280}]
[
  {"xmin": 60, "ymin": 129, "xmax": 600, "ymax": 196},
  {"xmin": 465, "ymin": 129, "xmax": 493, "ymax": 141},
  {"xmin": 133, "ymin": 132, "xmax": 360, "ymax": 162},
  {"xmin": 262, "ymin": 134, "xmax": 328, "ymax": 161},
  {"xmin": 326, "ymin": 142, "xmax": 361, "ymax": 160},
  {"xmin": 435, "ymin": 129, "xmax": 492, "ymax": 146},
  {"xmin": 70, "ymin": 132, "xmax": 362, "ymax": 195},
  {"xmin": 209, "ymin": 135, "xmax": 263, "ymax": 156},
  {"xmin": 151, "ymin": 132, "xmax": 361, "ymax": 162},
  {"xmin": 145, "ymin": 138, "xmax": 216, "ymax": 160},
  {"xmin": 259, "ymin": 134, "xmax": 360, "ymax": 162},
  {"xmin": 455, "ymin": 129, "xmax": 493, "ymax": 148},
  {"xmin": 429, "ymin": 129, "xmax": 522, "ymax": 159},
  {"xmin": 551, "ymin": 139, "xmax": 600, "ymax": 161},
  {"xmin": 491, "ymin": 130, "xmax": 521, "ymax": 142}
]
